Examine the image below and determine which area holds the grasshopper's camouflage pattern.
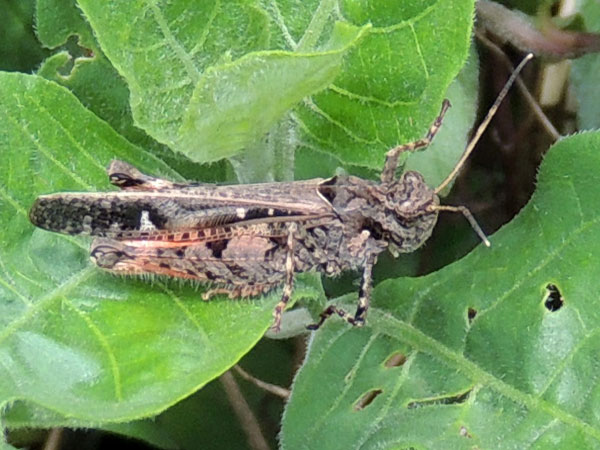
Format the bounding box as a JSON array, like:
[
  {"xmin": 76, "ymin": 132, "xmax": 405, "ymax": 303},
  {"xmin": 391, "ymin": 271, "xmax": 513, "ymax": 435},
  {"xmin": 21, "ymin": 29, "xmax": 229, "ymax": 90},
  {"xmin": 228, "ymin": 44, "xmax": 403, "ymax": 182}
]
[{"xmin": 30, "ymin": 100, "xmax": 474, "ymax": 331}]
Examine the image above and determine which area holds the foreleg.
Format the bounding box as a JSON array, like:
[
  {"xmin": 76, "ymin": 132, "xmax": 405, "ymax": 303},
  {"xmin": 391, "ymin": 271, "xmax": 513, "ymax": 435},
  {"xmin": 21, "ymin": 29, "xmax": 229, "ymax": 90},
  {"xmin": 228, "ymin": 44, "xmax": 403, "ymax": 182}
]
[{"xmin": 380, "ymin": 100, "xmax": 450, "ymax": 183}]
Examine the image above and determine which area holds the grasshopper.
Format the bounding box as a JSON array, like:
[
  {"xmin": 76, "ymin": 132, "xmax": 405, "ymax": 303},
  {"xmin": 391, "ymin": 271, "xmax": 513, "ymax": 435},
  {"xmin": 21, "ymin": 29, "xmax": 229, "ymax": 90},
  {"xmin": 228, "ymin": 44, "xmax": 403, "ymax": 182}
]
[{"xmin": 29, "ymin": 56, "xmax": 532, "ymax": 332}]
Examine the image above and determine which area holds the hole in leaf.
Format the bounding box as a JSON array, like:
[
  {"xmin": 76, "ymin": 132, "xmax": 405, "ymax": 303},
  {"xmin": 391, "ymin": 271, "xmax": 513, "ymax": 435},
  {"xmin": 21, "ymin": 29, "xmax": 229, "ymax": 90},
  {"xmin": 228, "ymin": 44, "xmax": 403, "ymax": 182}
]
[
  {"xmin": 544, "ymin": 284, "xmax": 564, "ymax": 311},
  {"xmin": 407, "ymin": 388, "xmax": 472, "ymax": 409},
  {"xmin": 54, "ymin": 35, "xmax": 95, "ymax": 77},
  {"xmin": 62, "ymin": 35, "xmax": 94, "ymax": 58},
  {"xmin": 384, "ymin": 352, "xmax": 406, "ymax": 368},
  {"xmin": 467, "ymin": 307, "xmax": 477, "ymax": 322},
  {"xmin": 354, "ymin": 389, "xmax": 383, "ymax": 411}
]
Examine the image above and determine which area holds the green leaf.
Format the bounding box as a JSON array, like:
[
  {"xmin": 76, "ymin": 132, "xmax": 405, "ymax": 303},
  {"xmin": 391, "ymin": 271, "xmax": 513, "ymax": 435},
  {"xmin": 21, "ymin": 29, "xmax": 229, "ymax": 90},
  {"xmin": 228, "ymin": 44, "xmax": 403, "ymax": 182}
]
[
  {"xmin": 36, "ymin": 0, "xmax": 229, "ymax": 182},
  {"xmin": 294, "ymin": 45, "xmax": 479, "ymax": 190},
  {"xmin": 178, "ymin": 22, "xmax": 370, "ymax": 162},
  {"xmin": 71, "ymin": 0, "xmax": 275, "ymax": 159},
  {"xmin": 2, "ymin": 1, "xmax": 479, "ymax": 444},
  {"xmin": 0, "ymin": 0, "xmax": 48, "ymax": 72},
  {"xmin": 404, "ymin": 45, "xmax": 478, "ymax": 188},
  {"xmin": 294, "ymin": 0, "xmax": 475, "ymax": 169},
  {"xmin": 282, "ymin": 131, "xmax": 600, "ymax": 448},
  {"xmin": 0, "ymin": 72, "xmax": 320, "ymax": 426},
  {"xmin": 36, "ymin": 0, "xmax": 154, "ymax": 150},
  {"xmin": 36, "ymin": 0, "xmax": 96, "ymax": 49},
  {"xmin": 74, "ymin": 0, "xmax": 474, "ymax": 166}
]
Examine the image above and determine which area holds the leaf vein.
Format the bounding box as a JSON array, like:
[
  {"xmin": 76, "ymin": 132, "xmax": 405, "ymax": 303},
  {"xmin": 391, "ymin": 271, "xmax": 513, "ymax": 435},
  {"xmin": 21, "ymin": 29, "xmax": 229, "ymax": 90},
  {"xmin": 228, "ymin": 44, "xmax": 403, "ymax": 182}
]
[
  {"xmin": 355, "ymin": 351, "xmax": 418, "ymax": 448},
  {"xmin": 409, "ymin": 23, "xmax": 429, "ymax": 80},
  {"xmin": 189, "ymin": 0, "xmax": 220, "ymax": 57},
  {"xmin": 0, "ymin": 267, "xmax": 95, "ymax": 347},
  {"xmin": 64, "ymin": 298, "xmax": 123, "ymax": 402},
  {"xmin": 327, "ymin": 85, "xmax": 415, "ymax": 108},
  {"xmin": 537, "ymin": 326, "xmax": 600, "ymax": 401},
  {"xmin": 159, "ymin": 283, "xmax": 210, "ymax": 344},
  {"xmin": 307, "ymin": 329, "xmax": 379, "ymax": 443},
  {"xmin": 268, "ymin": 0, "xmax": 297, "ymax": 50},
  {"xmin": 301, "ymin": 97, "xmax": 375, "ymax": 145},
  {"xmin": 0, "ymin": 267, "xmax": 32, "ymax": 307},
  {"xmin": 476, "ymin": 217, "xmax": 600, "ymax": 322},
  {"xmin": 148, "ymin": 0, "xmax": 201, "ymax": 85},
  {"xmin": 566, "ymin": 178, "xmax": 585, "ymax": 223},
  {"xmin": 4, "ymin": 112, "xmax": 90, "ymax": 190},
  {"xmin": 20, "ymin": 94, "xmax": 109, "ymax": 180},
  {"xmin": 374, "ymin": 309, "xmax": 600, "ymax": 440}
]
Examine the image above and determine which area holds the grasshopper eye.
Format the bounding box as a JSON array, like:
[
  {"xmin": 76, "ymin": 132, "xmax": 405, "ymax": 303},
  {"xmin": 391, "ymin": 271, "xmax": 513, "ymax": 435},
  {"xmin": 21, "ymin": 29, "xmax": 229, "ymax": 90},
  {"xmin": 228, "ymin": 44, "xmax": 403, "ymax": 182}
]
[
  {"xmin": 400, "ymin": 170, "xmax": 427, "ymax": 187},
  {"xmin": 91, "ymin": 243, "xmax": 129, "ymax": 269},
  {"xmin": 386, "ymin": 190, "xmax": 397, "ymax": 203}
]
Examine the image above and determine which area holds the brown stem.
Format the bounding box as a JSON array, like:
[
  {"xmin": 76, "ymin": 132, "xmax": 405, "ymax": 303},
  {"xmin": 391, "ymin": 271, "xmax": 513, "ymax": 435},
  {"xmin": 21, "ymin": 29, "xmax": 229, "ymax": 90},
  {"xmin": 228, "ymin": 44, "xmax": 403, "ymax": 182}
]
[
  {"xmin": 477, "ymin": 0, "xmax": 600, "ymax": 59},
  {"xmin": 220, "ymin": 371, "xmax": 271, "ymax": 450}
]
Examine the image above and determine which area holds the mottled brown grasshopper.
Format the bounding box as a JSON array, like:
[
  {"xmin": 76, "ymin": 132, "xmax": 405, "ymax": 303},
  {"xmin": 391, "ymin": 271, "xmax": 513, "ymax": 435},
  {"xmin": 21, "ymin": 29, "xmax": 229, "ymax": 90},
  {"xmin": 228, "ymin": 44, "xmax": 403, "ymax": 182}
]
[{"xmin": 29, "ymin": 56, "xmax": 531, "ymax": 332}]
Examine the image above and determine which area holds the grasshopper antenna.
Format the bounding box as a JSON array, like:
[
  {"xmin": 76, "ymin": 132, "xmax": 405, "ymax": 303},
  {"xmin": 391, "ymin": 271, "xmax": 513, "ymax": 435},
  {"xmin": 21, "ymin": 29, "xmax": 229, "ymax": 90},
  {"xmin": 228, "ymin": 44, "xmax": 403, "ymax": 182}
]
[{"xmin": 434, "ymin": 53, "xmax": 534, "ymax": 195}]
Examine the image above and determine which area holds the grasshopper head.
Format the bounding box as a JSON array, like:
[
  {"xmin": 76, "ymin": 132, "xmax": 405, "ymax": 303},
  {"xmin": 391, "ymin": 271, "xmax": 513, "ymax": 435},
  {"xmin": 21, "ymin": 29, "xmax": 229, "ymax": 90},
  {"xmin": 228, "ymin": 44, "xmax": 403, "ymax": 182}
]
[{"xmin": 380, "ymin": 170, "xmax": 439, "ymax": 254}]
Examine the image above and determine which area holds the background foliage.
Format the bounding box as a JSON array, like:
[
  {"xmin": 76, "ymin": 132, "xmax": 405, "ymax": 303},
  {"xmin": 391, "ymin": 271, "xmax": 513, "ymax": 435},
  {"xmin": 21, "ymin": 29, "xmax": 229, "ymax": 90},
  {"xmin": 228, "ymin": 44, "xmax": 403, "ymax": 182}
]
[{"xmin": 1, "ymin": 0, "xmax": 600, "ymax": 449}]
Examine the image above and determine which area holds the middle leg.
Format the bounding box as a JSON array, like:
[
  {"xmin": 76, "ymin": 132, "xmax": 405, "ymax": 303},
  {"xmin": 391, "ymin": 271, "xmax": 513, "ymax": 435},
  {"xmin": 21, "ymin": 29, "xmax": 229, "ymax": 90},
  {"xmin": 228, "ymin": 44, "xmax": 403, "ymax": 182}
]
[
  {"xmin": 271, "ymin": 223, "xmax": 298, "ymax": 332},
  {"xmin": 307, "ymin": 253, "xmax": 377, "ymax": 330}
]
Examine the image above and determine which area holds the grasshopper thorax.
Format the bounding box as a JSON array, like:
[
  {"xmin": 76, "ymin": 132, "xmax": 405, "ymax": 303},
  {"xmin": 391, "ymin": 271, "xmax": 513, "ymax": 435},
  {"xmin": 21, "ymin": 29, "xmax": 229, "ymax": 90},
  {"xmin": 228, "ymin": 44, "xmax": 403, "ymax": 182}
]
[{"xmin": 319, "ymin": 171, "xmax": 439, "ymax": 255}]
